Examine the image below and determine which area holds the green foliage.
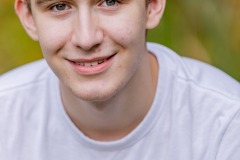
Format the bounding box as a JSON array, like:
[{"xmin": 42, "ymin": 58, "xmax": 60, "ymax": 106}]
[
  {"xmin": 1, "ymin": 0, "xmax": 240, "ymax": 81},
  {"xmin": 0, "ymin": 1, "xmax": 42, "ymax": 73},
  {"xmin": 148, "ymin": 0, "xmax": 240, "ymax": 81}
]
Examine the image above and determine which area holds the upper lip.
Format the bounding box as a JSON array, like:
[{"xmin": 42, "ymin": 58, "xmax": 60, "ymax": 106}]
[{"xmin": 68, "ymin": 53, "xmax": 117, "ymax": 63}]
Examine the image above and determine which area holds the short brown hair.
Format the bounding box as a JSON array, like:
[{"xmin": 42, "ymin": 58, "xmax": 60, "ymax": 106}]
[{"xmin": 26, "ymin": 0, "xmax": 31, "ymax": 12}]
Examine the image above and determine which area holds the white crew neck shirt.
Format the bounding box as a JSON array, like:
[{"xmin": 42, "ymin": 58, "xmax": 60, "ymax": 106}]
[{"xmin": 0, "ymin": 43, "xmax": 240, "ymax": 160}]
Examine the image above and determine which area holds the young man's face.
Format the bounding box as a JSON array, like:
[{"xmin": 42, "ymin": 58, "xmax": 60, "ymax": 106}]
[{"xmin": 16, "ymin": 0, "xmax": 164, "ymax": 102}]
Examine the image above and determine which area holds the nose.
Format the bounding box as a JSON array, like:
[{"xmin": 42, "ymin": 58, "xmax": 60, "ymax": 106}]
[{"xmin": 71, "ymin": 8, "xmax": 103, "ymax": 51}]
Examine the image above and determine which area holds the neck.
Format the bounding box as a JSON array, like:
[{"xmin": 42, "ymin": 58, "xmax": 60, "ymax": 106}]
[{"xmin": 60, "ymin": 52, "xmax": 158, "ymax": 141}]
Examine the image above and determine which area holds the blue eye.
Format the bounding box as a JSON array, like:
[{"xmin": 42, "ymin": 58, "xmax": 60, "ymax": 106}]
[
  {"xmin": 106, "ymin": 0, "xmax": 117, "ymax": 6},
  {"xmin": 51, "ymin": 3, "xmax": 70, "ymax": 12},
  {"xmin": 101, "ymin": 0, "xmax": 119, "ymax": 7}
]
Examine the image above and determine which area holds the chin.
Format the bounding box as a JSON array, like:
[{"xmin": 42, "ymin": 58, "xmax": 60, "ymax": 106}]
[{"xmin": 72, "ymin": 86, "xmax": 119, "ymax": 103}]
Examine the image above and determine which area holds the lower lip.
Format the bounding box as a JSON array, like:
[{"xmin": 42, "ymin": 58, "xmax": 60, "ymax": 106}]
[{"xmin": 69, "ymin": 55, "xmax": 115, "ymax": 75}]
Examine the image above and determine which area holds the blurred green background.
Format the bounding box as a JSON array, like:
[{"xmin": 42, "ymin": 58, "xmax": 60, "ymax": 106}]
[{"xmin": 1, "ymin": 0, "xmax": 240, "ymax": 81}]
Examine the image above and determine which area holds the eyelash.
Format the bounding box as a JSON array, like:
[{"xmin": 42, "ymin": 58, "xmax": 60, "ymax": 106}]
[
  {"xmin": 49, "ymin": 2, "xmax": 71, "ymax": 13},
  {"xmin": 100, "ymin": 0, "xmax": 121, "ymax": 7},
  {"xmin": 48, "ymin": 0, "xmax": 122, "ymax": 14}
]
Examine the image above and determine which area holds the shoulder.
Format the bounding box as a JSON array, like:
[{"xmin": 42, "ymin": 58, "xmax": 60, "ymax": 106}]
[
  {"xmin": 147, "ymin": 42, "xmax": 240, "ymax": 101},
  {"xmin": 216, "ymin": 109, "xmax": 240, "ymax": 159},
  {"xmin": 0, "ymin": 59, "xmax": 52, "ymax": 93}
]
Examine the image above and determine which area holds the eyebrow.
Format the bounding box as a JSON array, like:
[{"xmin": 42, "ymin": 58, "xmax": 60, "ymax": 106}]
[{"xmin": 35, "ymin": 0, "xmax": 56, "ymax": 5}]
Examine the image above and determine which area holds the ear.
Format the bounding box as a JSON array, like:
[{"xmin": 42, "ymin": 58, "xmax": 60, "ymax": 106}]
[
  {"xmin": 146, "ymin": 0, "xmax": 166, "ymax": 29},
  {"xmin": 15, "ymin": 0, "xmax": 39, "ymax": 41}
]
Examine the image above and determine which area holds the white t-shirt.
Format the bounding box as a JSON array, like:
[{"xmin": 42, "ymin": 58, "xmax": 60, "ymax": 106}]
[{"xmin": 0, "ymin": 43, "xmax": 240, "ymax": 160}]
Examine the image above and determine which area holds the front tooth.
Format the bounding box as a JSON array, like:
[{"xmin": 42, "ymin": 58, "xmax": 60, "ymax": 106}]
[
  {"xmin": 76, "ymin": 58, "xmax": 107, "ymax": 67},
  {"xmin": 76, "ymin": 62, "xmax": 84, "ymax": 66},
  {"xmin": 85, "ymin": 62, "xmax": 91, "ymax": 67},
  {"xmin": 91, "ymin": 61, "xmax": 98, "ymax": 66}
]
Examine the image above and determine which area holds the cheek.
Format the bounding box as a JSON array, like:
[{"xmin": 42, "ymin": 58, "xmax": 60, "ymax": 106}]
[
  {"xmin": 119, "ymin": 29, "xmax": 134, "ymax": 44},
  {"xmin": 106, "ymin": 15, "xmax": 147, "ymax": 47},
  {"xmin": 116, "ymin": 24, "xmax": 144, "ymax": 43},
  {"xmin": 36, "ymin": 21, "xmax": 70, "ymax": 56}
]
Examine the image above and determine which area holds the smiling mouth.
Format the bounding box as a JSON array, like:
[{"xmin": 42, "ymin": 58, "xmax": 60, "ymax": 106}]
[{"xmin": 73, "ymin": 54, "xmax": 116, "ymax": 67}]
